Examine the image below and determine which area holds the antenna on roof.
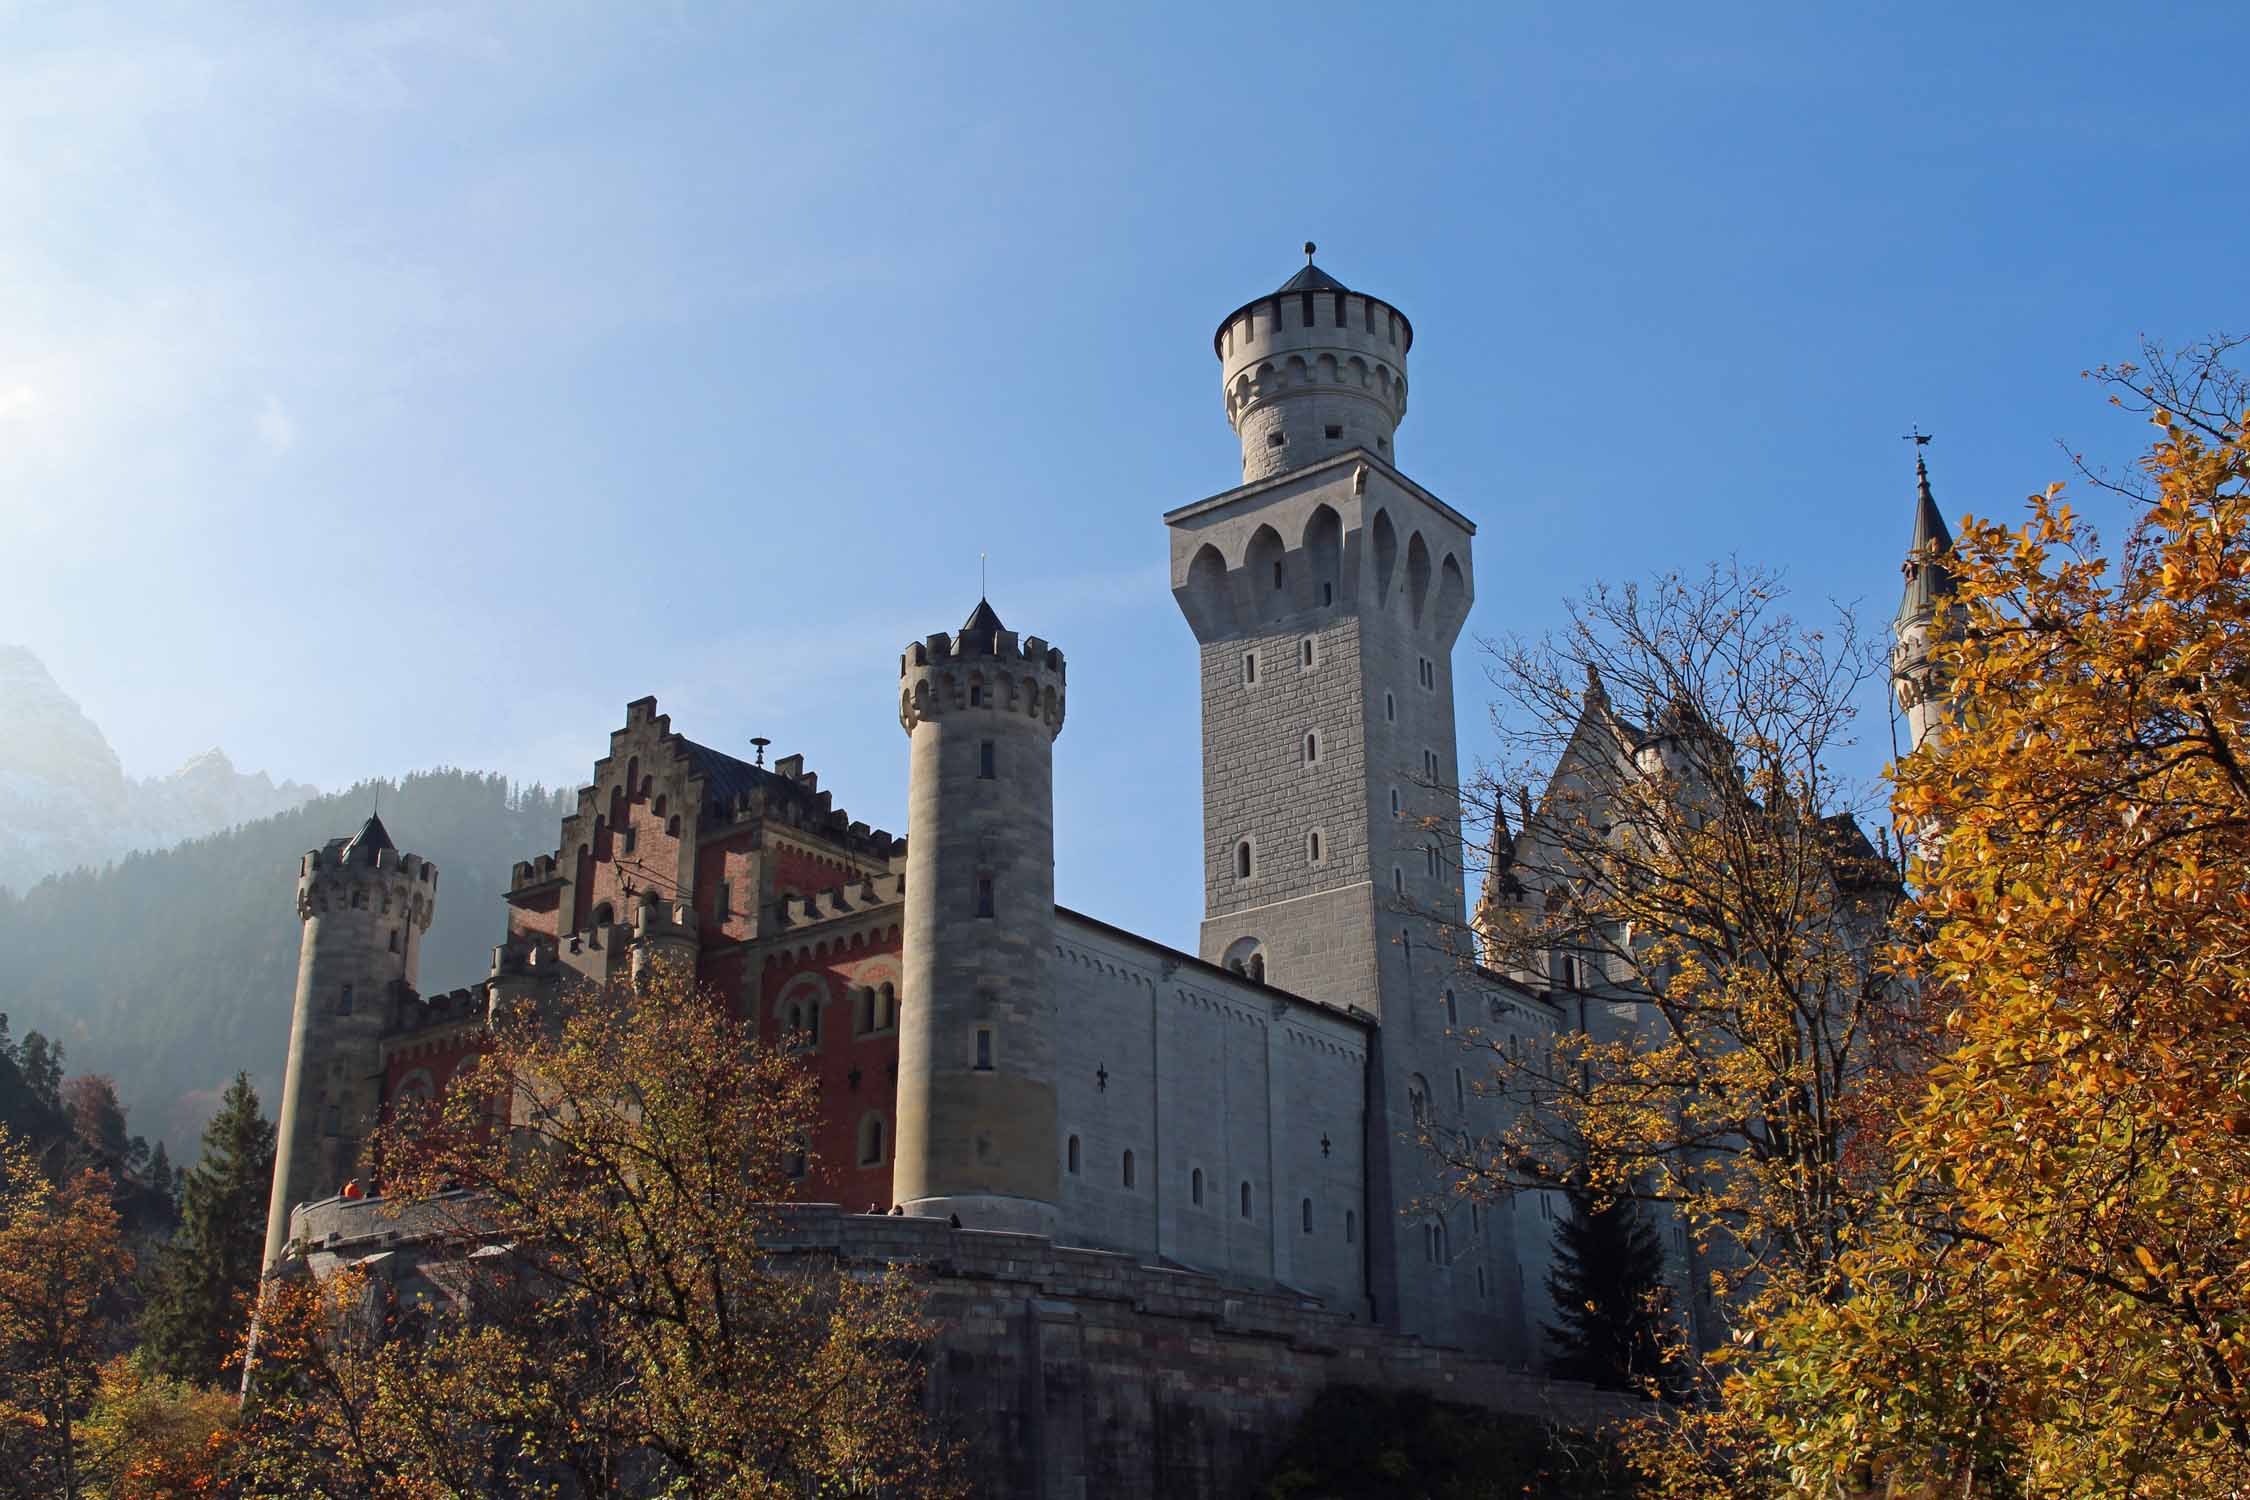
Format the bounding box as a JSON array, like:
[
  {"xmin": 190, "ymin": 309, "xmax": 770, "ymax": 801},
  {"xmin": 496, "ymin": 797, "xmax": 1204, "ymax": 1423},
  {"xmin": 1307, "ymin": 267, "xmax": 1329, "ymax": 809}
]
[
  {"xmin": 749, "ymin": 736, "xmax": 771, "ymax": 768},
  {"xmin": 980, "ymin": 551, "xmax": 988, "ymax": 600}
]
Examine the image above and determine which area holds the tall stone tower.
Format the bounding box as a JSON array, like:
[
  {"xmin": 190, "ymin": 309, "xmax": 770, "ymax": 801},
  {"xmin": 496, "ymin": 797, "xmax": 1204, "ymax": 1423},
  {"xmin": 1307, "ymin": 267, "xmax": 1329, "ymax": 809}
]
[
  {"xmin": 262, "ymin": 815, "xmax": 437, "ymax": 1270},
  {"xmin": 893, "ymin": 600, "xmax": 1068, "ymax": 1235},
  {"xmin": 1892, "ymin": 451, "xmax": 1957, "ymax": 755},
  {"xmin": 1167, "ymin": 253, "xmax": 1479, "ymax": 1339}
]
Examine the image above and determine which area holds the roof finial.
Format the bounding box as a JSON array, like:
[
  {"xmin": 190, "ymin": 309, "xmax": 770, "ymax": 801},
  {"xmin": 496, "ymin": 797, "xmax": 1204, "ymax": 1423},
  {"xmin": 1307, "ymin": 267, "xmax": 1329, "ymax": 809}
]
[
  {"xmin": 980, "ymin": 550, "xmax": 987, "ymax": 601},
  {"xmin": 1303, "ymin": 240, "xmax": 1317, "ymax": 264},
  {"xmin": 749, "ymin": 736, "xmax": 771, "ymax": 768},
  {"xmin": 1903, "ymin": 427, "xmax": 1933, "ymax": 489}
]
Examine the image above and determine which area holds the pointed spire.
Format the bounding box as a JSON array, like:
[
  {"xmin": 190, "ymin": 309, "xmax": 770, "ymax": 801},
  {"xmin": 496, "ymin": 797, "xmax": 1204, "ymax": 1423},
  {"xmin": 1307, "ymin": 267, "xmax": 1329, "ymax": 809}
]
[
  {"xmin": 1898, "ymin": 452, "xmax": 1957, "ymax": 624},
  {"xmin": 961, "ymin": 596, "xmax": 1006, "ymax": 636},
  {"xmin": 342, "ymin": 813, "xmax": 394, "ymax": 864},
  {"xmin": 1583, "ymin": 661, "xmax": 1608, "ymax": 707}
]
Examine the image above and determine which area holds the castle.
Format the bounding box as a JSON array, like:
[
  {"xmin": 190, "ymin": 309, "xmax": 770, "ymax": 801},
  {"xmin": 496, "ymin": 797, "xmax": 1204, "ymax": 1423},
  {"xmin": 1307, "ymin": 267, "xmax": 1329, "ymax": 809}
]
[{"xmin": 261, "ymin": 253, "xmax": 1956, "ymax": 1376}]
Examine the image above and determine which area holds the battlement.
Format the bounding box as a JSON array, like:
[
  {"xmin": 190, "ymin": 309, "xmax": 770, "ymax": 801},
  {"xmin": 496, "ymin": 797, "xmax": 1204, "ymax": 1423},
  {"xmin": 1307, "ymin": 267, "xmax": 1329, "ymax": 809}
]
[
  {"xmin": 770, "ymin": 871, "xmax": 906, "ymax": 930},
  {"xmin": 388, "ymin": 983, "xmax": 486, "ymax": 1038},
  {"xmin": 1214, "ymin": 260, "xmax": 1412, "ymax": 482},
  {"xmin": 901, "ymin": 629, "xmax": 1066, "ymax": 673},
  {"xmin": 898, "ymin": 604, "xmax": 1068, "ymax": 737},
  {"xmin": 507, "ymin": 853, "xmax": 561, "ymax": 891}
]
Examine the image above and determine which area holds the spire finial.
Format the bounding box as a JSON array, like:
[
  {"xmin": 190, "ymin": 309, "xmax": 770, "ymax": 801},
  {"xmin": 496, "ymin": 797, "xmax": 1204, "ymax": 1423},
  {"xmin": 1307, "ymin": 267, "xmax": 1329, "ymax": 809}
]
[
  {"xmin": 1303, "ymin": 240, "xmax": 1317, "ymax": 264},
  {"xmin": 1903, "ymin": 428, "xmax": 1933, "ymax": 489},
  {"xmin": 980, "ymin": 551, "xmax": 987, "ymax": 601}
]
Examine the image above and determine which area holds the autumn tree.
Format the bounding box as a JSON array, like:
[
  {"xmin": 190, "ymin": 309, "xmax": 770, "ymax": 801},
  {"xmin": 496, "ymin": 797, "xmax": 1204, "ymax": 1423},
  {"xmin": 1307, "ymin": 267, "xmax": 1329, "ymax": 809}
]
[
  {"xmin": 142, "ymin": 1073, "xmax": 275, "ymax": 1384},
  {"xmin": 75, "ymin": 1354, "xmax": 237, "ymax": 1500},
  {"xmin": 0, "ymin": 1127, "xmax": 135, "ymax": 1500},
  {"xmin": 1739, "ymin": 344, "xmax": 2250, "ymax": 1496},
  {"xmin": 1449, "ymin": 563, "xmax": 1900, "ymax": 1301},
  {"xmin": 235, "ymin": 964, "xmax": 964, "ymax": 1500}
]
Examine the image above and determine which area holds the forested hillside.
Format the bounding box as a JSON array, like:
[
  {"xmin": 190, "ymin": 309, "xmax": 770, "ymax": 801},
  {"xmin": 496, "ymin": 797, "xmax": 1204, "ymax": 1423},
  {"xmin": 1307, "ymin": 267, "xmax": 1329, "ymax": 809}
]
[{"xmin": 0, "ymin": 770, "xmax": 574, "ymax": 1158}]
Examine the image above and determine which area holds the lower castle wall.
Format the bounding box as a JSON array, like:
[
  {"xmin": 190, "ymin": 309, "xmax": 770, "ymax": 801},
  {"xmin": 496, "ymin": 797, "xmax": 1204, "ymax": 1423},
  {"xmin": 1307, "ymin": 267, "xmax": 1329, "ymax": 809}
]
[{"xmin": 291, "ymin": 1198, "xmax": 1640, "ymax": 1500}]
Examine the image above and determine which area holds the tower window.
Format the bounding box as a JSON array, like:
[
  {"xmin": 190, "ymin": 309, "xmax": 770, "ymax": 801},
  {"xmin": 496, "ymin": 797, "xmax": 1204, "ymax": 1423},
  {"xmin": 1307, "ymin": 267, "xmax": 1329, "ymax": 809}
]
[
  {"xmin": 714, "ymin": 881, "xmax": 730, "ymax": 924},
  {"xmin": 979, "ymin": 740, "xmax": 996, "ymax": 779},
  {"xmin": 1426, "ymin": 845, "xmax": 1441, "ymax": 878},
  {"xmin": 1267, "ymin": 430, "xmax": 1286, "ymax": 450},
  {"xmin": 352, "ymin": 889, "xmax": 366, "ymax": 909},
  {"xmin": 1424, "ymin": 749, "xmax": 1440, "ymax": 780},
  {"xmin": 1390, "ymin": 788, "xmax": 1400, "ymax": 816},
  {"xmin": 1236, "ymin": 840, "xmax": 1254, "ymax": 880},
  {"xmin": 1272, "ymin": 559, "xmax": 1285, "ymax": 589},
  {"xmin": 969, "ymin": 681, "xmax": 983, "ymax": 706},
  {"xmin": 1385, "ymin": 691, "xmax": 1395, "ymax": 723},
  {"xmin": 1322, "ymin": 582, "xmax": 1333, "ymax": 605},
  {"xmin": 1346, "ymin": 1209, "xmax": 1357, "ymax": 1243},
  {"xmin": 1300, "ymin": 638, "xmax": 1315, "ymax": 669},
  {"xmin": 1067, "ymin": 1135, "xmax": 1081, "ymax": 1175},
  {"xmin": 387, "ymin": 929, "xmax": 398, "ymax": 953},
  {"xmin": 1393, "ymin": 867, "xmax": 1404, "ymax": 896},
  {"xmin": 1324, "ymin": 424, "xmax": 1343, "ymax": 440},
  {"xmin": 1242, "ymin": 652, "xmax": 1257, "ymax": 685},
  {"xmin": 1307, "ymin": 829, "xmax": 1323, "ymax": 864},
  {"xmin": 1303, "ymin": 731, "xmax": 1319, "ymax": 765},
  {"xmin": 857, "ymin": 1113, "xmax": 886, "ymax": 1167},
  {"xmin": 622, "ymin": 824, "xmax": 637, "ymax": 854},
  {"xmin": 1455, "ymin": 1068, "xmax": 1467, "ymax": 1112},
  {"xmin": 976, "ymin": 876, "xmax": 994, "ymax": 918},
  {"xmin": 1192, "ymin": 1167, "xmax": 1205, "ymax": 1207},
  {"xmin": 338, "ymin": 984, "xmax": 354, "ymax": 1015},
  {"xmin": 1302, "ymin": 1197, "xmax": 1314, "ymax": 1234},
  {"xmin": 974, "ymin": 1026, "xmax": 994, "ymax": 1071},
  {"xmin": 1239, "ymin": 1181, "xmax": 1253, "ymax": 1219},
  {"xmin": 1122, "ymin": 1150, "xmax": 1136, "ymax": 1188},
  {"xmin": 1445, "ymin": 989, "xmax": 1458, "ymax": 1026}
]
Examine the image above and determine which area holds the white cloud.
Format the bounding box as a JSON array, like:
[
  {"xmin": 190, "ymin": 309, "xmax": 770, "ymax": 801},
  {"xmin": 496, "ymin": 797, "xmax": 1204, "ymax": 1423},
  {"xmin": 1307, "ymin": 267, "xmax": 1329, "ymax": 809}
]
[{"xmin": 254, "ymin": 394, "xmax": 296, "ymax": 456}]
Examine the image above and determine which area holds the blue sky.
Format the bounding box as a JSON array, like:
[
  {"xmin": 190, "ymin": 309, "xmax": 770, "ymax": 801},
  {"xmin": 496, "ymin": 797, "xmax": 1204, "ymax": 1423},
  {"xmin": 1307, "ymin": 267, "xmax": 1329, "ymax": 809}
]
[{"xmin": 2, "ymin": 2, "xmax": 2241, "ymax": 961}]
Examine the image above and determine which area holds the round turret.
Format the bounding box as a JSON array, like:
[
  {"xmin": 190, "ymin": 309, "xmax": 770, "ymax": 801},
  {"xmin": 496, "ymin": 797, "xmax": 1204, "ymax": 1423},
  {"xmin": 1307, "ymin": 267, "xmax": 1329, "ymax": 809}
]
[
  {"xmin": 892, "ymin": 599, "xmax": 1066, "ymax": 1234},
  {"xmin": 1216, "ymin": 246, "xmax": 1413, "ymax": 483},
  {"xmin": 1892, "ymin": 454, "xmax": 1958, "ymax": 755},
  {"xmin": 262, "ymin": 815, "xmax": 438, "ymax": 1271}
]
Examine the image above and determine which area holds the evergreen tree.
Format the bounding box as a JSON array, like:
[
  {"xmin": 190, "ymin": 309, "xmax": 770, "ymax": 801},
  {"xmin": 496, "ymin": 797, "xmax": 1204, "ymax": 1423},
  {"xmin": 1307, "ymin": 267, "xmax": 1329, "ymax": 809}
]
[
  {"xmin": 141, "ymin": 1074, "xmax": 274, "ymax": 1384},
  {"xmin": 145, "ymin": 1141, "xmax": 175, "ymax": 1209},
  {"xmin": 1543, "ymin": 1188, "xmax": 1675, "ymax": 1394}
]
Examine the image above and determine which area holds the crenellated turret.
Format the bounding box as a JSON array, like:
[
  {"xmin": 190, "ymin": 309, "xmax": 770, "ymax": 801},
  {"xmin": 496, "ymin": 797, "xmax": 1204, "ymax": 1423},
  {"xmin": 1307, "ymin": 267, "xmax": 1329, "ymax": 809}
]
[
  {"xmin": 1216, "ymin": 244, "xmax": 1413, "ymax": 483},
  {"xmin": 893, "ymin": 597, "xmax": 1066, "ymax": 1235},
  {"xmin": 263, "ymin": 814, "xmax": 438, "ymax": 1271}
]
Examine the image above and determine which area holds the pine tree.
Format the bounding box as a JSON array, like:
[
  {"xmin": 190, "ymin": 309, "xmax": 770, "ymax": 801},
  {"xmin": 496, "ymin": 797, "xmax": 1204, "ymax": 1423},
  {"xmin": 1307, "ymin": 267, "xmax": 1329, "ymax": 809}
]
[
  {"xmin": 1543, "ymin": 1188, "xmax": 1674, "ymax": 1394},
  {"xmin": 141, "ymin": 1074, "xmax": 274, "ymax": 1384}
]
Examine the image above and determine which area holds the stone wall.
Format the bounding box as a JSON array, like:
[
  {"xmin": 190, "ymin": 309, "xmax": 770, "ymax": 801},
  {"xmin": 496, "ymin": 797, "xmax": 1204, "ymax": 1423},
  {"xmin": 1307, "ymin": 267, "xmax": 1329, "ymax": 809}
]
[{"xmin": 289, "ymin": 1197, "xmax": 1641, "ymax": 1500}]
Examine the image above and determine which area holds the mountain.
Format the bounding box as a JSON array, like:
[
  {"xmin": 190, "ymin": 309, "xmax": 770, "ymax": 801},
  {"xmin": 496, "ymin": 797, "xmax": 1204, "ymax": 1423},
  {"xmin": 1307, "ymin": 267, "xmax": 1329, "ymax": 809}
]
[
  {"xmin": 0, "ymin": 645, "xmax": 320, "ymax": 893},
  {"xmin": 0, "ymin": 769, "xmax": 575, "ymax": 1158}
]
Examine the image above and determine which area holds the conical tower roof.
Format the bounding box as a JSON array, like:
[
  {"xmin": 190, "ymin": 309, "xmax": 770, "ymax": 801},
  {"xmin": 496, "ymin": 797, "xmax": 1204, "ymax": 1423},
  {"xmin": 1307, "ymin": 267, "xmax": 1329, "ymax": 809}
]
[
  {"xmin": 341, "ymin": 813, "xmax": 394, "ymax": 864},
  {"xmin": 961, "ymin": 597, "xmax": 1006, "ymax": 635},
  {"xmin": 1897, "ymin": 455, "xmax": 1956, "ymax": 624}
]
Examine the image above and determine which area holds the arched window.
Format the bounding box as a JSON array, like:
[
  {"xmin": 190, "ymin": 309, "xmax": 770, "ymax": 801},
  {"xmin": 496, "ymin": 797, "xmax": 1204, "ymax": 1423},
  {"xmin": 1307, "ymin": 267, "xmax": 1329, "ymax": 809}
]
[
  {"xmin": 1122, "ymin": 1150, "xmax": 1135, "ymax": 1189},
  {"xmin": 1390, "ymin": 787, "xmax": 1400, "ymax": 816},
  {"xmin": 1239, "ymin": 1181, "xmax": 1253, "ymax": 1219},
  {"xmin": 1301, "ymin": 1197, "xmax": 1313, "ymax": 1234},
  {"xmin": 857, "ymin": 1113, "xmax": 886, "ymax": 1167},
  {"xmin": 1067, "ymin": 1135, "xmax": 1081, "ymax": 1175},
  {"xmin": 1303, "ymin": 731, "xmax": 1320, "ymax": 765},
  {"xmin": 878, "ymin": 982, "xmax": 896, "ymax": 1030},
  {"xmin": 1385, "ymin": 691, "xmax": 1395, "ymax": 723},
  {"xmin": 1444, "ymin": 988, "xmax": 1457, "ymax": 1026},
  {"xmin": 1236, "ymin": 840, "xmax": 1253, "ymax": 880},
  {"xmin": 1454, "ymin": 1069, "xmax": 1466, "ymax": 1112},
  {"xmin": 592, "ymin": 901, "xmax": 615, "ymax": 929},
  {"xmin": 1408, "ymin": 1075, "xmax": 1429, "ymax": 1123},
  {"xmin": 1345, "ymin": 1210, "xmax": 1357, "ymax": 1244},
  {"xmin": 1191, "ymin": 1168, "xmax": 1204, "ymax": 1207},
  {"xmin": 1306, "ymin": 829, "xmax": 1322, "ymax": 863}
]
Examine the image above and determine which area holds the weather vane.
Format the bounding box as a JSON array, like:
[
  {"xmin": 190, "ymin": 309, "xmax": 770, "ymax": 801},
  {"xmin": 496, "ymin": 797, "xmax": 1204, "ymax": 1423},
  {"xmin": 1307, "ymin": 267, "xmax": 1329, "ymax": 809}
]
[
  {"xmin": 1304, "ymin": 240, "xmax": 1317, "ymax": 264},
  {"xmin": 1902, "ymin": 427, "xmax": 1932, "ymax": 447}
]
